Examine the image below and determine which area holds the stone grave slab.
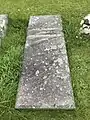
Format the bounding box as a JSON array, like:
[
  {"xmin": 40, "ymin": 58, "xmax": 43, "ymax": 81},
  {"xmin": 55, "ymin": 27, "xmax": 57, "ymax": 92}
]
[
  {"xmin": 0, "ymin": 14, "xmax": 8, "ymax": 46},
  {"xmin": 15, "ymin": 15, "xmax": 75, "ymax": 109}
]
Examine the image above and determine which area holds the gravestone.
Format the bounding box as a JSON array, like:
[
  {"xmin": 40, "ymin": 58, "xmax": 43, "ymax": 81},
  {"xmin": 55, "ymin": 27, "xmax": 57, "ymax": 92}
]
[
  {"xmin": 0, "ymin": 14, "xmax": 8, "ymax": 46},
  {"xmin": 15, "ymin": 15, "xmax": 75, "ymax": 109}
]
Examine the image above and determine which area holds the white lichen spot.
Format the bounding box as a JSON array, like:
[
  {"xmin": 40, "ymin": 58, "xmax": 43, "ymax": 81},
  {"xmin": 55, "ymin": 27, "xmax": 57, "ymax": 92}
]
[
  {"xmin": 32, "ymin": 91, "xmax": 34, "ymax": 93},
  {"xmin": 42, "ymin": 61, "xmax": 44, "ymax": 63},
  {"xmin": 43, "ymin": 76, "xmax": 47, "ymax": 79},
  {"xmin": 36, "ymin": 17, "xmax": 39, "ymax": 20},
  {"xmin": 53, "ymin": 63, "xmax": 56, "ymax": 66},
  {"xmin": 62, "ymin": 102, "xmax": 65, "ymax": 106},
  {"xmin": 25, "ymin": 84, "xmax": 27, "ymax": 87},
  {"xmin": 26, "ymin": 78, "xmax": 28, "ymax": 81},
  {"xmin": 53, "ymin": 74, "xmax": 55, "ymax": 77},
  {"xmin": 52, "ymin": 53, "xmax": 55, "ymax": 55},
  {"xmin": 56, "ymin": 84, "xmax": 59, "ymax": 88},
  {"xmin": 38, "ymin": 53, "xmax": 41, "ymax": 55},
  {"xmin": 49, "ymin": 67, "xmax": 51, "ymax": 70},
  {"xmin": 55, "ymin": 98, "xmax": 57, "ymax": 100},
  {"xmin": 26, "ymin": 88, "xmax": 29, "ymax": 91},
  {"xmin": 32, "ymin": 106, "xmax": 35, "ymax": 108},
  {"xmin": 34, "ymin": 63, "xmax": 37, "ymax": 66},
  {"xmin": 65, "ymin": 65, "xmax": 70, "ymax": 72},
  {"xmin": 45, "ymin": 57, "xmax": 48, "ymax": 60},
  {"xmin": 53, "ymin": 80, "xmax": 56, "ymax": 83},
  {"xmin": 25, "ymin": 42, "xmax": 29, "ymax": 48},
  {"xmin": 44, "ymin": 81, "xmax": 47, "ymax": 85},
  {"xmin": 38, "ymin": 101, "xmax": 41, "ymax": 104},
  {"xmin": 24, "ymin": 101, "xmax": 28, "ymax": 104},
  {"xmin": 25, "ymin": 66, "xmax": 28, "ymax": 69},
  {"xmin": 45, "ymin": 68, "xmax": 47, "ymax": 71},
  {"xmin": 56, "ymin": 17, "xmax": 58, "ymax": 20},
  {"xmin": 56, "ymin": 66, "xmax": 59, "ymax": 69},
  {"xmin": 56, "ymin": 70, "xmax": 60, "ymax": 74},
  {"xmin": 55, "ymin": 21, "xmax": 57, "ymax": 24},
  {"xmin": 60, "ymin": 87, "xmax": 63, "ymax": 91},
  {"xmin": 35, "ymin": 70, "xmax": 39, "ymax": 76},
  {"xmin": 44, "ymin": 48, "xmax": 50, "ymax": 51},
  {"xmin": 34, "ymin": 17, "xmax": 39, "ymax": 21},
  {"xmin": 53, "ymin": 56, "xmax": 55, "ymax": 59},
  {"xmin": 40, "ymin": 87, "xmax": 43, "ymax": 90},
  {"xmin": 45, "ymin": 62, "xmax": 48, "ymax": 65},
  {"xmin": 50, "ymin": 45, "xmax": 57, "ymax": 50}
]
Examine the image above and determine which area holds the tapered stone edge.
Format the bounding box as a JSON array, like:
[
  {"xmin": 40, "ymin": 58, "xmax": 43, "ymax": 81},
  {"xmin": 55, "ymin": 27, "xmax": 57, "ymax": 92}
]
[{"xmin": 15, "ymin": 15, "xmax": 76, "ymax": 109}]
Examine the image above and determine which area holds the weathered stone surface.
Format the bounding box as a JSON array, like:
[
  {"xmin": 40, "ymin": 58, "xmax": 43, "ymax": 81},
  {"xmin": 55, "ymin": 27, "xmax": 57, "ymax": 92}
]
[
  {"xmin": 15, "ymin": 15, "xmax": 75, "ymax": 109},
  {"xmin": 28, "ymin": 16, "xmax": 62, "ymax": 29},
  {"xmin": 0, "ymin": 14, "xmax": 8, "ymax": 45}
]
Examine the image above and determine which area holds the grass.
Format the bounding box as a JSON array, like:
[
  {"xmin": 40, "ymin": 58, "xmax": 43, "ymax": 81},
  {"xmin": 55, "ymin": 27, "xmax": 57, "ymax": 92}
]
[{"xmin": 0, "ymin": 0, "xmax": 90, "ymax": 120}]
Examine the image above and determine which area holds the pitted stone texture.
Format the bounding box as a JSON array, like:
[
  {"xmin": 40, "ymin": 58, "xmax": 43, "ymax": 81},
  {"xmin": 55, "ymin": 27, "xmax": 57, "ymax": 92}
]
[
  {"xmin": 0, "ymin": 14, "xmax": 8, "ymax": 45},
  {"xmin": 28, "ymin": 15, "xmax": 62, "ymax": 29},
  {"xmin": 15, "ymin": 15, "xmax": 75, "ymax": 109}
]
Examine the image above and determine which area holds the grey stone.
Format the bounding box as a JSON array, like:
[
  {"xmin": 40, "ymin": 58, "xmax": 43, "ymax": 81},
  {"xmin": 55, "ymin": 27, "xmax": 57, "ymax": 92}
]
[
  {"xmin": 0, "ymin": 14, "xmax": 8, "ymax": 46},
  {"xmin": 28, "ymin": 15, "xmax": 62, "ymax": 29},
  {"xmin": 15, "ymin": 15, "xmax": 75, "ymax": 109}
]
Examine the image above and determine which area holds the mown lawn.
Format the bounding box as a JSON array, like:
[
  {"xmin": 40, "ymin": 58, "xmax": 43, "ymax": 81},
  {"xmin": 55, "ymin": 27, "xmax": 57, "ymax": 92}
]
[{"xmin": 0, "ymin": 0, "xmax": 90, "ymax": 120}]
